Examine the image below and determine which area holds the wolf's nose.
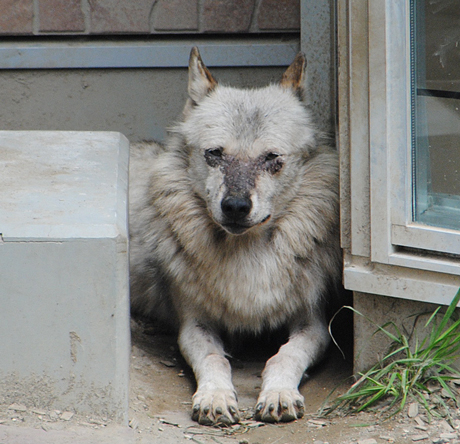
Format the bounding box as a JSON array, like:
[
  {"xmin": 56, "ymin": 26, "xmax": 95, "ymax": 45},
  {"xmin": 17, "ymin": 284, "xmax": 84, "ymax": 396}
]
[{"xmin": 221, "ymin": 196, "xmax": 252, "ymax": 220}]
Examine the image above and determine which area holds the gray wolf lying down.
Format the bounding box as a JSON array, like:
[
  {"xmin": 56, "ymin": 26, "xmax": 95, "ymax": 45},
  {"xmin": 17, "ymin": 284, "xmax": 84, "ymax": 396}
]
[{"xmin": 129, "ymin": 47, "xmax": 341, "ymax": 425}]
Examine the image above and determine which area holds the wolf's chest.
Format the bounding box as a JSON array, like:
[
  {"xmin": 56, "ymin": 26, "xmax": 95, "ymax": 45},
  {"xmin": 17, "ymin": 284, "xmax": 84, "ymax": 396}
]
[{"xmin": 186, "ymin": 245, "xmax": 304, "ymax": 331}]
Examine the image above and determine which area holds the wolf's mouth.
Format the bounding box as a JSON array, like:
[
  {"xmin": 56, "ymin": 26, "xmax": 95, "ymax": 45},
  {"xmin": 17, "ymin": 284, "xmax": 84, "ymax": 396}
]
[
  {"xmin": 222, "ymin": 223, "xmax": 251, "ymax": 235},
  {"xmin": 260, "ymin": 215, "xmax": 271, "ymax": 224},
  {"xmin": 222, "ymin": 215, "xmax": 271, "ymax": 235}
]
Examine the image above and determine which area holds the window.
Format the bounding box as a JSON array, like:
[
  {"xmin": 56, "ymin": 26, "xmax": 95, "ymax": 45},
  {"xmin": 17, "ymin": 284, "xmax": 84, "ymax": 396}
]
[
  {"xmin": 338, "ymin": 0, "xmax": 460, "ymax": 306},
  {"xmin": 412, "ymin": 0, "xmax": 460, "ymax": 232}
]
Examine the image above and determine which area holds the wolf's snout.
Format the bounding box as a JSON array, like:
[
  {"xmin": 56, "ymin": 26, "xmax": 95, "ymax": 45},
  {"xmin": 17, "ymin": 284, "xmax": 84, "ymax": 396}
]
[{"xmin": 221, "ymin": 196, "xmax": 252, "ymax": 221}]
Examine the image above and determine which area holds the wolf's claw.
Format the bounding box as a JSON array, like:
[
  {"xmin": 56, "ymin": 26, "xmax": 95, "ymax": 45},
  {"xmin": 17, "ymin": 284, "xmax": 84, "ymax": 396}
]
[
  {"xmin": 191, "ymin": 389, "xmax": 239, "ymax": 425},
  {"xmin": 192, "ymin": 404, "xmax": 200, "ymax": 421},
  {"xmin": 254, "ymin": 389, "xmax": 305, "ymax": 423}
]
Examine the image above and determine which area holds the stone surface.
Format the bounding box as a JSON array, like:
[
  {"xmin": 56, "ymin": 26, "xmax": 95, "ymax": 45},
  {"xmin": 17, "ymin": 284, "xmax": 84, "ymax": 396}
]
[
  {"xmin": 152, "ymin": 0, "xmax": 198, "ymax": 31},
  {"xmin": 410, "ymin": 435, "xmax": 429, "ymax": 442},
  {"xmin": 60, "ymin": 412, "xmax": 74, "ymax": 421},
  {"xmin": 38, "ymin": 0, "xmax": 85, "ymax": 32},
  {"xmin": 0, "ymin": 131, "xmax": 130, "ymax": 424},
  {"xmin": 202, "ymin": 0, "xmax": 255, "ymax": 33},
  {"xmin": 0, "ymin": 0, "xmax": 301, "ymax": 35},
  {"xmin": 89, "ymin": 0, "xmax": 155, "ymax": 33},
  {"xmin": 258, "ymin": 0, "xmax": 300, "ymax": 30},
  {"xmin": 357, "ymin": 439, "xmax": 378, "ymax": 444},
  {"xmin": 440, "ymin": 432, "xmax": 458, "ymax": 439},
  {"xmin": 0, "ymin": 0, "xmax": 33, "ymax": 34},
  {"xmin": 408, "ymin": 402, "xmax": 419, "ymax": 418}
]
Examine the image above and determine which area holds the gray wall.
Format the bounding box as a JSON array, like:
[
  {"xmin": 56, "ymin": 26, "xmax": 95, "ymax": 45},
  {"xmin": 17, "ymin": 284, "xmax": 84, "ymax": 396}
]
[{"xmin": 0, "ymin": 66, "xmax": 286, "ymax": 143}]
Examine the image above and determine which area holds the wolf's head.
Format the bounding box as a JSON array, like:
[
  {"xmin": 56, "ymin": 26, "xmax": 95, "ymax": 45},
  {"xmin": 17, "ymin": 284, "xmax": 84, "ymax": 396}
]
[{"xmin": 176, "ymin": 47, "xmax": 318, "ymax": 236}]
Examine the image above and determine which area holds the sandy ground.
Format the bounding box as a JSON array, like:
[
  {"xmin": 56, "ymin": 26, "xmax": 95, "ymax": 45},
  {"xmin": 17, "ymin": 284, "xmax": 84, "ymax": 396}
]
[{"xmin": 1, "ymin": 318, "xmax": 460, "ymax": 444}]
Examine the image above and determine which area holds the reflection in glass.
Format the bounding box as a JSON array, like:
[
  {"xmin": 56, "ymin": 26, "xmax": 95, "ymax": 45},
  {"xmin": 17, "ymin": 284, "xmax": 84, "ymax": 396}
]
[{"xmin": 412, "ymin": 0, "xmax": 460, "ymax": 230}]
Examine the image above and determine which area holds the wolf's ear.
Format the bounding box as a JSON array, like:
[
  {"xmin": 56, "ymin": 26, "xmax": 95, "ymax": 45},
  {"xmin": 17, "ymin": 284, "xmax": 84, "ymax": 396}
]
[
  {"xmin": 280, "ymin": 52, "xmax": 307, "ymax": 98},
  {"xmin": 187, "ymin": 47, "xmax": 217, "ymax": 105}
]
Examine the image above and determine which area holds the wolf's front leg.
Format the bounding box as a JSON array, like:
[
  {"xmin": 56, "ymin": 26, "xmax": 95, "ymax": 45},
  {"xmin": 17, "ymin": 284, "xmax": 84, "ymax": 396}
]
[
  {"xmin": 255, "ymin": 315, "xmax": 330, "ymax": 422},
  {"xmin": 178, "ymin": 319, "xmax": 239, "ymax": 425}
]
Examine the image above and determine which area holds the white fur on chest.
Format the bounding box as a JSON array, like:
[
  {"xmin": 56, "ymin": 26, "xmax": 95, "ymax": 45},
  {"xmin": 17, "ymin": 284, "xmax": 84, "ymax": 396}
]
[{"xmin": 168, "ymin": 233, "xmax": 306, "ymax": 332}]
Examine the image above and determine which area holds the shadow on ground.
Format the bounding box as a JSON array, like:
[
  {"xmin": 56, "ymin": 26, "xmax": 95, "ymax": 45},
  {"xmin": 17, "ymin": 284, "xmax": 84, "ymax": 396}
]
[{"xmin": 128, "ymin": 313, "xmax": 363, "ymax": 444}]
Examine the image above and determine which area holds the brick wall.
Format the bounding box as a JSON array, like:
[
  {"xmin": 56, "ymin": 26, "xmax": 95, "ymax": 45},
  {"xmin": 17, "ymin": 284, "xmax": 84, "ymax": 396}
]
[{"xmin": 0, "ymin": 0, "xmax": 299, "ymax": 35}]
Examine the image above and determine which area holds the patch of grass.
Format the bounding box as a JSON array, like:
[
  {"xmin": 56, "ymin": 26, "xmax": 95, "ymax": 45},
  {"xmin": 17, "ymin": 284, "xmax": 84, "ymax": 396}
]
[{"xmin": 321, "ymin": 289, "xmax": 460, "ymax": 421}]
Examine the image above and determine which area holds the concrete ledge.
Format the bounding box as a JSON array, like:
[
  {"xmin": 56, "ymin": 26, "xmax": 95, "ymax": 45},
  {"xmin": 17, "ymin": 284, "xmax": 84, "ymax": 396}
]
[
  {"xmin": 0, "ymin": 38, "xmax": 299, "ymax": 69},
  {"xmin": 0, "ymin": 131, "xmax": 130, "ymax": 424}
]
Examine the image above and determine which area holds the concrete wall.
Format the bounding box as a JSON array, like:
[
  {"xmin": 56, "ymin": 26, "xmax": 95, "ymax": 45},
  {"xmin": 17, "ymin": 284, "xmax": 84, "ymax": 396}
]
[
  {"xmin": 353, "ymin": 292, "xmax": 441, "ymax": 373},
  {"xmin": 0, "ymin": 66, "xmax": 287, "ymax": 143}
]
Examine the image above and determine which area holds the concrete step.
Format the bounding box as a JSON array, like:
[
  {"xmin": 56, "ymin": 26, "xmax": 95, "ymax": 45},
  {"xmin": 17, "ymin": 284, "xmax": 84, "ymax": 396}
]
[{"xmin": 0, "ymin": 131, "xmax": 130, "ymax": 425}]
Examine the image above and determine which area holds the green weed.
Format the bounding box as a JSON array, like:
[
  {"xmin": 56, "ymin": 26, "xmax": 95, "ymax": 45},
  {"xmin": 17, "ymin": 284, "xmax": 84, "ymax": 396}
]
[{"xmin": 321, "ymin": 289, "xmax": 460, "ymax": 421}]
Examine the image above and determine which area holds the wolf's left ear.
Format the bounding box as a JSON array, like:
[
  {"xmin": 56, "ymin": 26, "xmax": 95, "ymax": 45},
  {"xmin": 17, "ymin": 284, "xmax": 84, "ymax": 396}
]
[
  {"xmin": 280, "ymin": 52, "xmax": 307, "ymax": 98},
  {"xmin": 188, "ymin": 47, "xmax": 217, "ymax": 105}
]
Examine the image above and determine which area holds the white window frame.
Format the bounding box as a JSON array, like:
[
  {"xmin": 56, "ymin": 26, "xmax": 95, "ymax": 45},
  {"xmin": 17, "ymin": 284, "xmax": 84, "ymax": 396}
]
[{"xmin": 338, "ymin": 0, "xmax": 460, "ymax": 306}]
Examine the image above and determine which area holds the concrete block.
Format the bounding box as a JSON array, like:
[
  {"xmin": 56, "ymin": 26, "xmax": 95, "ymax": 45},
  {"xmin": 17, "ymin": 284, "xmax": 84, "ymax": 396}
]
[
  {"xmin": 353, "ymin": 292, "xmax": 442, "ymax": 373},
  {"xmin": 0, "ymin": 131, "xmax": 130, "ymax": 424}
]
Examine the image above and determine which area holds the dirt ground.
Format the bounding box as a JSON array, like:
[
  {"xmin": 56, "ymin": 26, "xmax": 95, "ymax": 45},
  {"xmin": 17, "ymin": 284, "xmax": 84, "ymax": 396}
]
[{"xmin": 2, "ymin": 318, "xmax": 460, "ymax": 444}]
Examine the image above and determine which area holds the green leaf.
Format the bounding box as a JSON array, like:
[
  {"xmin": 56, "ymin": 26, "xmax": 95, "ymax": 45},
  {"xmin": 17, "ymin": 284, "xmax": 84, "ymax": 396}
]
[{"xmin": 432, "ymin": 289, "xmax": 460, "ymax": 340}]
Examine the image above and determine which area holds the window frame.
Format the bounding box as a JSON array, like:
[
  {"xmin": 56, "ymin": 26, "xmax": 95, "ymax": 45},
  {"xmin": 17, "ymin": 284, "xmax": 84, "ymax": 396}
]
[{"xmin": 338, "ymin": 0, "xmax": 460, "ymax": 306}]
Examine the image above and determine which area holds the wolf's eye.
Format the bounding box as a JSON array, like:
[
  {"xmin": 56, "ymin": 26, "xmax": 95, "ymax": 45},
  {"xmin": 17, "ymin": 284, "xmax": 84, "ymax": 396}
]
[
  {"xmin": 265, "ymin": 152, "xmax": 280, "ymax": 162},
  {"xmin": 205, "ymin": 148, "xmax": 224, "ymax": 167},
  {"xmin": 206, "ymin": 148, "xmax": 223, "ymax": 158},
  {"xmin": 264, "ymin": 152, "xmax": 283, "ymax": 174}
]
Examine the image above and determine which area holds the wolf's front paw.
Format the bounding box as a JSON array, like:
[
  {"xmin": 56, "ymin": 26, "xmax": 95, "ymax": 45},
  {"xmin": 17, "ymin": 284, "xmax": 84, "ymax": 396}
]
[
  {"xmin": 254, "ymin": 389, "xmax": 305, "ymax": 423},
  {"xmin": 191, "ymin": 389, "xmax": 240, "ymax": 426}
]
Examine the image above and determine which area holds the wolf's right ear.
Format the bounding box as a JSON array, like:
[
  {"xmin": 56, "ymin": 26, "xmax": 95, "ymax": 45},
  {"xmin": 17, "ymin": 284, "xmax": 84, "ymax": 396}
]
[{"xmin": 187, "ymin": 47, "xmax": 217, "ymax": 106}]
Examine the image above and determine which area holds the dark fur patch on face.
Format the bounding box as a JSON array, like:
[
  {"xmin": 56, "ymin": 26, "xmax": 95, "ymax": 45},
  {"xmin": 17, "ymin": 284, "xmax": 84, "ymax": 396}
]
[
  {"xmin": 205, "ymin": 150, "xmax": 284, "ymax": 196},
  {"xmin": 222, "ymin": 156, "xmax": 257, "ymax": 196}
]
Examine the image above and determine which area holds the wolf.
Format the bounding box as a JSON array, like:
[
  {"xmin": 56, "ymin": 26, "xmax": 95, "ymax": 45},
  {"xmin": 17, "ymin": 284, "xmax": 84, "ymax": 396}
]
[{"xmin": 129, "ymin": 47, "xmax": 341, "ymax": 425}]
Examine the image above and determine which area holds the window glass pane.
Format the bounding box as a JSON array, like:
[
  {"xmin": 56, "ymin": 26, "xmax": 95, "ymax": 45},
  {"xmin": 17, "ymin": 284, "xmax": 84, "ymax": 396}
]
[{"xmin": 412, "ymin": 0, "xmax": 460, "ymax": 230}]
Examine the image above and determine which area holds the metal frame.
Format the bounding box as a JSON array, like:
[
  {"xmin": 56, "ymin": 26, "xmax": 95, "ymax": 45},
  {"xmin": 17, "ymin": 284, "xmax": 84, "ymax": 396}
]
[{"xmin": 0, "ymin": 38, "xmax": 299, "ymax": 69}]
